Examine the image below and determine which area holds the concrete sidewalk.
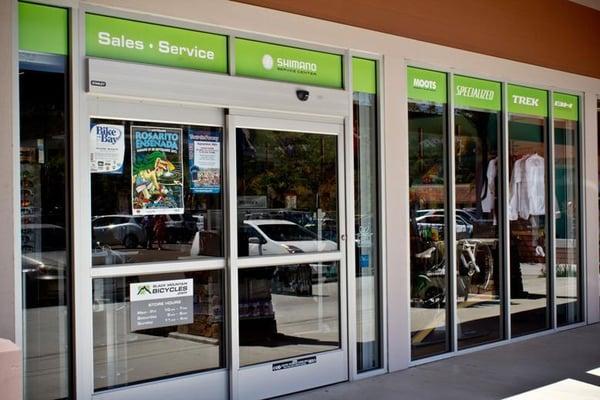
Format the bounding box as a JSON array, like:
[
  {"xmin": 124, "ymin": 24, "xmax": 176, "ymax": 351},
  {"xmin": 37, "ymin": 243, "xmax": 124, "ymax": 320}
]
[{"xmin": 282, "ymin": 323, "xmax": 600, "ymax": 400}]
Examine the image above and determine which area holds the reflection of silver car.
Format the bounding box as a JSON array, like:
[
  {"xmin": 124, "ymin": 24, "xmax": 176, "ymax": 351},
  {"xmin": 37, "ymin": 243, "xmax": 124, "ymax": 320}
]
[
  {"xmin": 243, "ymin": 219, "xmax": 337, "ymax": 256},
  {"xmin": 21, "ymin": 224, "xmax": 67, "ymax": 308},
  {"xmin": 92, "ymin": 215, "xmax": 146, "ymax": 248},
  {"xmin": 415, "ymin": 214, "xmax": 473, "ymax": 238}
]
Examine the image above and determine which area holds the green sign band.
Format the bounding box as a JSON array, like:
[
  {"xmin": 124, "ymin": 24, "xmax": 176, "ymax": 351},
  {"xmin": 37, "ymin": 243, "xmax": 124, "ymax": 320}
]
[
  {"xmin": 86, "ymin": 14, "xmax": 228, "ymax": 73},
  {"xmin": 19, "ymin": 2, "xmax": 68, "ymax": 55},
  {"xmin": 407, "ymin": 67, "xmax": 447, "ymax": 104},
  {"xmin": 352, "ymin": 57, "xmax": 377, "ymax": 94},
  {"xmin": 507, "ymin": 84, "xmax": 548, "ymax": 118},
  {"xmin": 235, "ymin": 38, "xmax": 343, "ymax": 89},
  {"xmin": 553, "ymin": 92, "xmax": 579, "ymax": 121},
  {"xmin": 453, "ymin": 75, "xmax": 501, "ymax": 111}
]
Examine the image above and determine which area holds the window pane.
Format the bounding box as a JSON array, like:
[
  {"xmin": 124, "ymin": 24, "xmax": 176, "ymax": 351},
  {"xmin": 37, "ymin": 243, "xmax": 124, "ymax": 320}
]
[
  {"xmin": 20, "ymin": 57, "xmax": 70, "ymax": 400},
  {"xmin": 93, "ymin": 271, "xmax": 224, "ymax": 390},
  {"xmin": 236, "ymin": 128, "xmax": 338, "ymax": 257},
  {"xmin": 409, "ymin": 101, "xmax": 450, "ymax": 359},
  {"xmin": 555, "ymin": 118, "xmax": 582, "ymax": 326},
  {"xmin": 509, "ymin": 115, "xmax": 550, "ymax": 337},
  {"xmin": 239, "ymin": 263, "xmax": 340, "ymax": 366},
  {"xmin": 353, "ymin": 91, "xmax": 381, "ymax": 371},
  {"xmin": 454, "ymin": 108, "xmax": 503, "ymax": 349},
  {"xmin": 91, "ymin": 120, "xmax": 224, "ymax": 265}
]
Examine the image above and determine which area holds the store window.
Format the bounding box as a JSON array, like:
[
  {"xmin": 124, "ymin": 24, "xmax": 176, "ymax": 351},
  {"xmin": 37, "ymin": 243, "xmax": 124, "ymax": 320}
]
[
  {"xmin": 90, "ymin": 120, "xmax": 224, "ymax": 265},
  {"xmin": 92, "ymin": 270, "xmax": 224, "ymax": 390},
  {"xmin": 238, "ymin": 263, "xmax": 340, "ymax": 366},
  {"xmin": 553, "ymin": 93, "xmax": 582, "ymax": 326},
  {"xmin": 352, "ymin": 57, "xmax": 382, "ymax": 372},
  {"xmin": 236, "ymin": 129, "xmax": 338, "ymax": 257},
  {"xmin": 453, "ymin": 76, "xmax": 503, "ymax": 349},
  {"xmin": 407, "ymin": 67, "xmax": 450, "ymax": 359},
  {"xmin": 19, "ymin": 3, "xmax": 71, "ymax": 399},
  {"xmin": 507, "ymin": 85, "xmax": 550, "ymax": 337}
]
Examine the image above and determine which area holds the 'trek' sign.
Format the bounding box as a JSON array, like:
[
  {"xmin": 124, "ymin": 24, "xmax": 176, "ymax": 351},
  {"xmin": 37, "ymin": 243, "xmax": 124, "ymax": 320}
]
[{"xmin": 507, "ymin": 84, "xmax": 548, "ymax": 117}]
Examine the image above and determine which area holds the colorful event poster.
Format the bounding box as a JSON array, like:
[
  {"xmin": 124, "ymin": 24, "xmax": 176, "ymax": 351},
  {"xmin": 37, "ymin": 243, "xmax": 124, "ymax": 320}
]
[
  {"xmin": 90, "ymin": 123, "xmax": 125, "ymax": 174},
  {"xmin": 188, "ymin": 130, "xmax": 221, "ymax": 194},
  {"xmin": 131, "ymin": 126, "xmax": 184, "ymax": 215}
]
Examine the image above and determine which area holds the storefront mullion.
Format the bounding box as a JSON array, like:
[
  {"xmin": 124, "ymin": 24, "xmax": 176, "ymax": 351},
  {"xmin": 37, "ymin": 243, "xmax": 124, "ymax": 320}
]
[
  {"xmin": 548, "ymin": 91, "xmax": 557, "ymax": 330},
  {"xmin": 447, "ymin": 72, "xmax": 458, "ymax": 355}
]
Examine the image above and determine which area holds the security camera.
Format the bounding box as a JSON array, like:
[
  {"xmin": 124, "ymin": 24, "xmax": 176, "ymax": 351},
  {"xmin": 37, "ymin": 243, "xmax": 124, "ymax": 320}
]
[{"xmin": 296, "ymin": 89, "xmax": 309, "ymax": 101}]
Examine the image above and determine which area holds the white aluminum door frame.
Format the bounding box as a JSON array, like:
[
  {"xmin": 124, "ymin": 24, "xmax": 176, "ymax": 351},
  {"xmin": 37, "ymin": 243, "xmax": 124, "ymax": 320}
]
[
  {"xmin": 227, "ymin": 111, "xmax": 349, "ymax": 400},
  {"xmin": 76, "ymin": 96, "xmax": 229, "ymax": 400}
]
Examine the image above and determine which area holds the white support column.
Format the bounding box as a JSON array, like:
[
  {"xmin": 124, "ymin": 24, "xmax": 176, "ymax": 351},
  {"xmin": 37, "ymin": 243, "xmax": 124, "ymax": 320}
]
[
  {"xmin": 0, "ymin": 0, "xmax": 20, "ymax": 344},
  {"xmin": 387, "ymin": 58, "xmax": 411, "ymax": 372},
  {"xmin": 583, "ymin": 92, "xmax": 599, "ymax": 324}
]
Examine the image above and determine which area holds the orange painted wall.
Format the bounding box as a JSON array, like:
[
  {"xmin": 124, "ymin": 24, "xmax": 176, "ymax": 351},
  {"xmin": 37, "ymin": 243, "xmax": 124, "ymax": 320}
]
[{"xmin": 235, "ymin": 0, "xmax": 600, "ymax": 79}]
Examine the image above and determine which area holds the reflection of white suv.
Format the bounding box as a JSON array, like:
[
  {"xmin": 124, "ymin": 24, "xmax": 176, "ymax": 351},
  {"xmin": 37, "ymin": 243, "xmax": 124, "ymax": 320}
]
[{"xmin": 243, "ymin": 219, "xmax": 337, "ymax": 256}]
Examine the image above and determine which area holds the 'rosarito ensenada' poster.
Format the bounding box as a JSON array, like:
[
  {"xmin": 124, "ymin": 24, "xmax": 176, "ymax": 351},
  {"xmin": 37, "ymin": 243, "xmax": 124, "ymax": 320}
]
[{"xmin": 131, "ymin": 126, "xmax": 184, "ymax": 215}]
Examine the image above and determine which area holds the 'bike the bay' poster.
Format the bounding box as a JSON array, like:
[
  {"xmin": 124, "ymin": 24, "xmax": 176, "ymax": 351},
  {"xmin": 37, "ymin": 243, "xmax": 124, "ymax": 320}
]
[
  {"xmin": 131, "ymin": 126, "xmax": 184, "ymax": 215},
  {"xmin": 188, "ymin": 129, "xmax": 221, "ymax": 194}
]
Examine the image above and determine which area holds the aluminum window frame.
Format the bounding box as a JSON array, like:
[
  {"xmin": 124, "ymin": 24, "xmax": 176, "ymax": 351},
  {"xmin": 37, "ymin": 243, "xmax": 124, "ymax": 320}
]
[{"xmin": 405, "ymin": 62, "xmax": 587, "ymax": 366}]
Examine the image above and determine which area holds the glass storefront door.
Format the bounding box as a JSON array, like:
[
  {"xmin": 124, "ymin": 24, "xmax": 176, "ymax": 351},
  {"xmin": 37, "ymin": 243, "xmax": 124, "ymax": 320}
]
[
  {"xmin": 229, "ymin": 113, "xmax": 348, "ymax": 400},
  {"xmin": 85, "ymin": 100, "xmax": 228, "ymax": 400},
  {"xmin": 80, "ymin": 100, "xmax": 348, "ymax": 399}
]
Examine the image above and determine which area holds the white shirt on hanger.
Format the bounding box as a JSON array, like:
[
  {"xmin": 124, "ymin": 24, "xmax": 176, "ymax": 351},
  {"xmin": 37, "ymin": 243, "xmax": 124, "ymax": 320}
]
[
  {"xmin": 523, "ymin": 153, "xmax": 545, "ymax": 218},
  {"xmin": 481, "ymin": 158, "xmax": 497, "ymax": 213},
  {"xmin": 509, "ymin": 156, "xmax": 526, "ymax": 221}
]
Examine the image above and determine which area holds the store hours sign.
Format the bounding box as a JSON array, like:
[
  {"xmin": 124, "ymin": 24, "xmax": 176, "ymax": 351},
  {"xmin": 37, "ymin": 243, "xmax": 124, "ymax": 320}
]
[
  {"xmin": 130, "ymin": 279, "xmax": 194, "ymax": 331},
  {"xmin": 86, "ymin": 14, "xmax": 228, "ymax": 73}
]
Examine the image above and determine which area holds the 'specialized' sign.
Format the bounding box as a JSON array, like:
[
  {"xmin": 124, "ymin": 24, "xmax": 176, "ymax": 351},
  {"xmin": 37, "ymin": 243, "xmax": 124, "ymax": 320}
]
[
  {"xmin": 453, "ymin": 75, "xmax": 501, "ymax": 111},
  {"xmin": 86, "ymin": 14, "xmax": 228, "ymax": 73}
]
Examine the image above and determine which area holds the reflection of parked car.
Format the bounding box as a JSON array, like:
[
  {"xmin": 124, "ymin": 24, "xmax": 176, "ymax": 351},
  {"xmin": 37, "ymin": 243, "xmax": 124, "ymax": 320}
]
[
  {"xmin": 304, "ymin": 218, "xmax": 337, "ymax": 241},
  {"xmin": 21, "ymin": 224, "xmax": 67, "ymax": 308},
  {"xmin": 415, "ymin": 214, "xmax": 473, "ymax": 239},
  {"xmin": 92, "ymin": 215, "xmax": 146, "ymax": 248},
  {"xmin": 164, "ymin": 214, "xmax": 197, "ymax": 243},
  {"xmin": 242, "ymin": 219, "xmax": 337, "ymax": 256},
  {"xmin": 416, "ymin": 208, "xmax": 492, "ymax": 227}
]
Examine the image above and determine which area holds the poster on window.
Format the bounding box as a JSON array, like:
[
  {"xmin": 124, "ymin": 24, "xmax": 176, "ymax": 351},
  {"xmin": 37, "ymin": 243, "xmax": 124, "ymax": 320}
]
[
  {"xmin": 131, "ymin": 126, "xmax": 184, "ymax": 215},
  {"xmin": 188, "ymin": 130, "xmax": 221, "ymax": 194},
  {"xmin": 90, "ymin": 124, "xmax": 125, "ymax": 174}
]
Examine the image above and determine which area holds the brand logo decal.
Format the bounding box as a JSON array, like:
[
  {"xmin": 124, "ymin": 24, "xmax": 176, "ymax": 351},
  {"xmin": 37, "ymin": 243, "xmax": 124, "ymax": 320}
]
[
  {"xmin": 95, "ymin": 125, "xmax": 122, "ymax": 145},
  {"xmin": 262, "ymin": 53, "xmax": 318, "ymax": 76},
  {"xmin": 413, "ymin": 78, "xmax": 437, "ymax": 91},
  {"xmin": 512, "ymin": 95, "xmax": 539, "ymax": 107},
  {"xmin": 455, "ymin": 85, "xmax": 495, "ymax": 101},
  {"xmin": 90, "ymin": 80, "xmax": 107, "ymax": 87},
  {"xmin": 137, "ymin": 285, "xmax": 151, "ymax": 296},
  {"xmin": 554, "ymin": 100, "xmax": 573, "ymax": 109},
  {"xmin": 262, "ymin": 54, "xmax": 274, "ymax": 70}
]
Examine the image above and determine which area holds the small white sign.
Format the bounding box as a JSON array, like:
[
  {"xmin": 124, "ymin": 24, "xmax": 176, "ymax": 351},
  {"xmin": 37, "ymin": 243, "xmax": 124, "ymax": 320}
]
[
  {"xmin": 90, "ymin": 124, "xmax": 125, "ymax": 173},
  {"xmin": 130, "ymin": 278, "xmax": 194, "ymax": 331}
]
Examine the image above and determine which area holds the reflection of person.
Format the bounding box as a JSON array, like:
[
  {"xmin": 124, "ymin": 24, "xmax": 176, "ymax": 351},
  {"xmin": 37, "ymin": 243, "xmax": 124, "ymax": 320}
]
[
  {"xmin": 142, "ymin": 216, "xmax": 155, "ymax": 249},
  {"xmin": 154, "ymin": 215, "xmax": 167, "ymax": 250},
  {"xmin": 510, "ymin": 234, "xmax": 525, "ymax": 297}
]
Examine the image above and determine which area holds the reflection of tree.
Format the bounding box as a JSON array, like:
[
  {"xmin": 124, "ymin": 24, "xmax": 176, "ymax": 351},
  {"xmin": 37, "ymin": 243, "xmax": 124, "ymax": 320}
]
[
  {"xmin": 238, "ymin": 130, "xmax": 337, "ymax": 212},
  {"xmin": 408, "ymin": 105, "xmax": 445, "ymax": 186}
]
